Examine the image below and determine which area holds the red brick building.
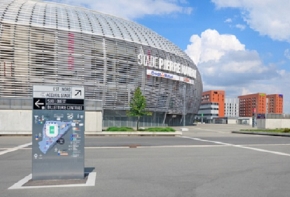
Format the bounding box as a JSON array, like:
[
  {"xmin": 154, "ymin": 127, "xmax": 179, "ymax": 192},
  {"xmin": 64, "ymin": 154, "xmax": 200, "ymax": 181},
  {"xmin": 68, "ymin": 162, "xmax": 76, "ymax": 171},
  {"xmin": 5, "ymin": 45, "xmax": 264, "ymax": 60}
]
[
  {"xmin": 238, "ymin": 93, "xmax": 266, "ymax": 117},
  {"xmin": 266, "ymin": 94, "xmax": 283, "ymax": 114}
]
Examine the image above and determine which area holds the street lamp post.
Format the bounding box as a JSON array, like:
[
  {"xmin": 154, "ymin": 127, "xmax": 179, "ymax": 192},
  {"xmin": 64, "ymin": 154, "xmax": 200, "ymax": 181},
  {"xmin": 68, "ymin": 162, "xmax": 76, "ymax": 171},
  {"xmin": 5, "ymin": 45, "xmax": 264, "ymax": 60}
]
[{"xmin": 183, "ymin": 83, "xmax": 186, "ymax": 126}]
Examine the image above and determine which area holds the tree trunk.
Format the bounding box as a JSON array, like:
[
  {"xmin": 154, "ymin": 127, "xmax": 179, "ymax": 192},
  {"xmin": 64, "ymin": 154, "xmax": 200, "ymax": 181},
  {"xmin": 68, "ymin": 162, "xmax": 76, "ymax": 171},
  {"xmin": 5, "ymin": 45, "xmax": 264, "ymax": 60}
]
[{"xmin": 137, "ymin": 117, "xmax": 140, "ymax": 131}]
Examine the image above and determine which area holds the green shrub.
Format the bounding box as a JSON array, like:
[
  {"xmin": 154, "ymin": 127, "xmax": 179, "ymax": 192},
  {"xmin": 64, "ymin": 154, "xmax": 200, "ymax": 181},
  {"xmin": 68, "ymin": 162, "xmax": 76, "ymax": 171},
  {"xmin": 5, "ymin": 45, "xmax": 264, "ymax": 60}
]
[
  {"xmin": 282, "ymin": 128, "xmax": 290, "ymax": 133},
  {"xmin": 105, "ymin": 126, "xmax": 175, "ymax": 132},
  {"xmin": 240, "ymin": 128, "xmax": 290, "ymax": 133},
  {"xmin": 106, "ymin": 127, "xmax": 134, "ymax": 131},
  {"xmin": 144, "ymin": 127, "xmax": 175, "ymax": 132}
]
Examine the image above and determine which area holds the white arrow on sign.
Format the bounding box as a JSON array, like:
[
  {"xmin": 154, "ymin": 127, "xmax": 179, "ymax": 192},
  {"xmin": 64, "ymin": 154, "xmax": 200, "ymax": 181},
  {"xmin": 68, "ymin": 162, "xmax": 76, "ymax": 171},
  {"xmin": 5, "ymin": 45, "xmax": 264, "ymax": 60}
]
[{"xmin": 35, "ymin": 99, "xmax": 44, "ymax": 108}]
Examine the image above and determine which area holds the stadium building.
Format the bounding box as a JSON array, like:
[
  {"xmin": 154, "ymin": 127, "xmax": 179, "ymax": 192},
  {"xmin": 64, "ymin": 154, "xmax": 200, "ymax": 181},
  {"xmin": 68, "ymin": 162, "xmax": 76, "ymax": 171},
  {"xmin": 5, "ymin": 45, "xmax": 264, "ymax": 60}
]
[{"xmin": 0, "ymin": 0, "xmax": 203, "ymax": 127}]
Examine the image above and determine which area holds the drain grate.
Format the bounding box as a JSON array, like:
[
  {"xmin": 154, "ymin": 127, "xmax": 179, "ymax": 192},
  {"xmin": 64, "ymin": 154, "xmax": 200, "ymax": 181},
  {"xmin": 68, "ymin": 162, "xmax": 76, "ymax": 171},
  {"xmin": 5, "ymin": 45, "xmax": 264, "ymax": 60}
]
[{"xmin": 128, "ymin": 144, "xmax": 139, "ymax": 148}]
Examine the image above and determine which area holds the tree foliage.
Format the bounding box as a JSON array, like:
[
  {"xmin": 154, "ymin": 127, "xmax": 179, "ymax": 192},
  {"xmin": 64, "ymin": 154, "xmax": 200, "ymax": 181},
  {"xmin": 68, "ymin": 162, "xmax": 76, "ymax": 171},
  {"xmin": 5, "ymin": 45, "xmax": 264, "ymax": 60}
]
[{"xmin": 127, "ymin": 87, "xmax": 151, "ymax": 130}]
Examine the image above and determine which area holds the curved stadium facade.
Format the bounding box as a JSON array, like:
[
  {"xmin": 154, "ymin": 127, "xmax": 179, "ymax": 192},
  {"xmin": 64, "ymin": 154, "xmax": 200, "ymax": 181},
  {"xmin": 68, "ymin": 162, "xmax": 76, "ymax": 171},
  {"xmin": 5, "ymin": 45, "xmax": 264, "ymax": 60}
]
[{"xmin": 0, "ymin": 0, "xmax": 203, "ymax": 126}]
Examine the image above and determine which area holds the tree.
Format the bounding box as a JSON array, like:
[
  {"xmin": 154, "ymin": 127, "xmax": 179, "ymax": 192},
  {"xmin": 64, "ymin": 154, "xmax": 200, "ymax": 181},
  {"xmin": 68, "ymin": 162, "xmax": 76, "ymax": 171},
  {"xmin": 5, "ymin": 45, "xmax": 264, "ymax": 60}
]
[{"xmin": 127, "ymin": 87, "xmax": 151, "ymax": 131}]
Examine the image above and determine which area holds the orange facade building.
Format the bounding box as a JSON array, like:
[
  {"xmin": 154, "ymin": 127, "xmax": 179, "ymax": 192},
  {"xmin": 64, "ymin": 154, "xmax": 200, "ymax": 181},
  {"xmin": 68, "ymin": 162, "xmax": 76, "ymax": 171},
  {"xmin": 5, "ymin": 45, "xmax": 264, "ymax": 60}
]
[
  {"xmin": 201, "ymin": 90, "xmax": 225, "ymax": 117},
  {"xmin": 238, "ymin": 93, "xmax": 266, "ymax": 117},
  {"xmin": 266, "ymin": 94, "xmax": 283, "ymax": 114}
]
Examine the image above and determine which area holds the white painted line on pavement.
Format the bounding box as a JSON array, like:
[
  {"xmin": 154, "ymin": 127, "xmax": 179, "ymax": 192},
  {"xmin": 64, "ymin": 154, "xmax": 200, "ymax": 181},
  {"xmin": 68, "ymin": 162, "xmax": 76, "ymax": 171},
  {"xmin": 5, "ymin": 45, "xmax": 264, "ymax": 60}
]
[
  {"xmin": 247, "ymin": 144, "xmax": 290, "ymax": 146},
  {"xmin": 180, "ymin": 136, "xmax": 290, "ymax": 157},
  {"xmin": 19, "ymin": 144, "xmax": 290, "ymax": 150},
  {"xmin": 8, "ymin": 174, "xmax": 32, "ymax": 189},
  {"xmin": 86, "ymin": 145, "xmax": 230, "ymax": 149},
  {"xmin": 137, "ymin": 145, "xmax": 230, "ymax": 148},
  {"xmin": 8, "ymin": 172, "xmax": 97, "ymax": 189},
  {"xmin": 193, "ymin": 128, "xmax": 227, "ymax": 134},
  {"xmin": 8, "ymin": 147, "xmax": 130, "ymax": 150},
  {"xmin": 17, "ymin": 145, "xmax": 228, "ymax": 149},
  {"xmin": 0, "ymin": 142, "xmax": 32, "ymax": 156},
  {"xmin": 86, "ymin": 172, "xmax": 97, "ymax": 186},
  {"xmin": 86, "ymin": 147, "xmax": 130, "ymax": 149}
]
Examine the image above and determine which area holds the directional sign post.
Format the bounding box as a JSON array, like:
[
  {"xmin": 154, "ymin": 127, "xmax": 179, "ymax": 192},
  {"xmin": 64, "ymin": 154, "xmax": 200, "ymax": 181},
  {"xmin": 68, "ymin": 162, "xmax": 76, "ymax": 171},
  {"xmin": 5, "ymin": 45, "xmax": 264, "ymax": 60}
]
[{"xmin": 32, "ymin": 85, "xmax": 85, "ymax": 180}]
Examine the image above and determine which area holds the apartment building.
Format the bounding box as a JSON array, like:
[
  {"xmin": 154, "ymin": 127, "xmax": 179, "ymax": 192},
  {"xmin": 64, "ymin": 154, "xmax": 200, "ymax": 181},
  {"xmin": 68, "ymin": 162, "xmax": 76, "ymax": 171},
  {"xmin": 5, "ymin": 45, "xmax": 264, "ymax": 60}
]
[
  {"xmin": 225, "ymin": 98, "xmax": 239, "ymax": 117},
  {"xmin": 266, "ymin": 94, "xmax": 283, "ymax": 114},
  {"xmin": 238, "ymin": 93, "xmax": 266, "ymax": 117},
  {"xmin": 198, "ymin": 90, "xmax": 225, "ymax": 121},
  {"xmin": 198, "ymin": 102, "xmax": 219, "ymax": 121}
]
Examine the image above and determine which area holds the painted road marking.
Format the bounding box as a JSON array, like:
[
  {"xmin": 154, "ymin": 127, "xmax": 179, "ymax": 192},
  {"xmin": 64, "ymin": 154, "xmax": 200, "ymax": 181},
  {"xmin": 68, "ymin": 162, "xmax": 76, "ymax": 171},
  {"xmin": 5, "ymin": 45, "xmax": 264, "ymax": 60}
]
[
  {"xmin": 5, "ymin": 143, "xmax": 290, "ymax": 151},
  {"xmin": 247, "ymin": 144, "xmax": 290, "ymax": 146},
  {"xmin": 17, "ymin": 143, "xmax": 290, "ymax": 150},
  {"xmin": 8, "ymin": 172, "xmax": 96, "ymax": 189},
  {"xmin": 0, "ymin": 142, "xmax": 32, "ymax": 156},
  {"xmin": 192, "ymin": 127, "xmax": 228, "ymax": 134},
  {"xmin": 20, "ymin": 145, "xmax": 228, "ymax": 149},
  {"xmin": 137, "ymin": 145, "xmax": 229, "ymax": 148},
  {"xmin": 180, "ymin": 136, "xmax": 290, "ymax": 157}
]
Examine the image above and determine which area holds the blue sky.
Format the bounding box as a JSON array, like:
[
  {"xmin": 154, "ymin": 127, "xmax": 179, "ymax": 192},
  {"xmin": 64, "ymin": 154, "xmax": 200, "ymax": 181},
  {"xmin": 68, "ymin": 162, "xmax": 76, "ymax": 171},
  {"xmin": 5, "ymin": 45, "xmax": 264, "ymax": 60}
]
[{"xmin": 47, "ymin": 0, "xmax": 290, "ymax": 113}]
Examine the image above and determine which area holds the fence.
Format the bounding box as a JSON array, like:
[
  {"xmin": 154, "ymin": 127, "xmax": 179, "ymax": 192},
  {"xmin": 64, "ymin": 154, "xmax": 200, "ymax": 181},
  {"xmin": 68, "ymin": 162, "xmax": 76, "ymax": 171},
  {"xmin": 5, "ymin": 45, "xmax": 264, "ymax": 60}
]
[{"xmin": 262, "ymin": 114, "xmax": 290, "ymax": 119}]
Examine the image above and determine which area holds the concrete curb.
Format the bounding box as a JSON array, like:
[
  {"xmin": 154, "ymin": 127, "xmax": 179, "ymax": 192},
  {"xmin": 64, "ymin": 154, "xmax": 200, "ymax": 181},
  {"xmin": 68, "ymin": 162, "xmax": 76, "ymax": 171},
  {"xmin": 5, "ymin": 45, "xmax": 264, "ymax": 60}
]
[{"xmin": 232, "ymin": 131, "xmax": 290, "ymax": 137}]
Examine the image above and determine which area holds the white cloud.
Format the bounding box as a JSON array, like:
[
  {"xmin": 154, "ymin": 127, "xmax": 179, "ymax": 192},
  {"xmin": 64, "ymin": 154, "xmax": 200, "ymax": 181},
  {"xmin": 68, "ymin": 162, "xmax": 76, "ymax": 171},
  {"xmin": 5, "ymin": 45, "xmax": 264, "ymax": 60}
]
[
  {"xmin": 47, "ymin": 0, "xmax": 193, "ymax": 19},
  {"xmin": 185, "ymin": 29, "xmax": 290, "ymax": 113},
  {"xmin": 235, "ymin": 24, "xmax": 246, "ymax": 30},
  {"xmin": 211, "ymin": 0, "xmax": 290, "ymax": 42},
  {"xmin": 224, "ymin": 18, "xmax": 232, "ymax": 23},
  {"xmin": 284, "ymin": 49, "xmax": 290, "ymax": 60},
  {"xmin": 185, "ymin": 29, "xmax": 245, "ymax": 64}
]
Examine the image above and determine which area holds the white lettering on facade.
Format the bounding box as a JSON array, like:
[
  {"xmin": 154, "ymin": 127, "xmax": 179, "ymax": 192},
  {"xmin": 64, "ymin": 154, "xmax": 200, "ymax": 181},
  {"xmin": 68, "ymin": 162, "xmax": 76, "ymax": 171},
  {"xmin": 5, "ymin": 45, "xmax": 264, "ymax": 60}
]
[
  {"xmin": 137, "ymin": 54, "xmax": 143, "ymax": 65},
  {"xmin": 138, "ymin": 53, "xmax": 196, "ymax": 79},
  {"xmin": 159, "ymin": 58, "xmax": 163, "ymax": 70},
  {"xmin": 153, "ymin": 57, "xmax": 158, "ymax": 69}
]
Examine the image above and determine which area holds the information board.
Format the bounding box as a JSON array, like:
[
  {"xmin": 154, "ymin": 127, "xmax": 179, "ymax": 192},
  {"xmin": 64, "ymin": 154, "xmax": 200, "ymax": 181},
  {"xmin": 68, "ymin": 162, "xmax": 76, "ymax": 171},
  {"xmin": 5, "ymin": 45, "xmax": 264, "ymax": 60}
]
[{"xmin": 32, "ymin": 85, "xmax": 85, "ymax": 180}]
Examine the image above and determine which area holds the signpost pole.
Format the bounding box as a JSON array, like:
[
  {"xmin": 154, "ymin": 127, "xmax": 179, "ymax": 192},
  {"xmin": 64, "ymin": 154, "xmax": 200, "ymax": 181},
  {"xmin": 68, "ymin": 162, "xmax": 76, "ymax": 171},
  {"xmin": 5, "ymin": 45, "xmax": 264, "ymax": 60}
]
[{"xmin": 252, "ymin": 108, "xmax": 256, "ymax": 128}]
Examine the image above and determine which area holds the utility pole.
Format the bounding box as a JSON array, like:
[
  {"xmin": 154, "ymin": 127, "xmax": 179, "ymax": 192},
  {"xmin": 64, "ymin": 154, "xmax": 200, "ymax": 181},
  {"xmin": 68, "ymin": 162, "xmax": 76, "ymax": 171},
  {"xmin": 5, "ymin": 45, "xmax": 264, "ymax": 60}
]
[{"xmin": 183, "ymin": 83, "xmax": 186, "ymax": 126}]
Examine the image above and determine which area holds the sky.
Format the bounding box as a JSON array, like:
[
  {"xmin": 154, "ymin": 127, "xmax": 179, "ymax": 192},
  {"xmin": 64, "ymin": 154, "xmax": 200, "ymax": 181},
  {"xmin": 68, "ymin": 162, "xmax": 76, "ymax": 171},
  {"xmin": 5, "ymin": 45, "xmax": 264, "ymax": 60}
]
[{"xmin": 46, "ymin": 0, "xmax": 290, "ymax": 113}]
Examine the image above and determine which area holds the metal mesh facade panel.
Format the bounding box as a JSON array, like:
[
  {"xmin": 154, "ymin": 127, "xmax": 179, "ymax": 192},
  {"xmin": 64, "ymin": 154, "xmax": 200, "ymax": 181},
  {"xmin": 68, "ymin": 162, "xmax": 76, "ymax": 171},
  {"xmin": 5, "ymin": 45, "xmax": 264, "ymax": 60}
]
[{"xmin": 0, "ymin": 0, "xmax": 203, "ymax": 125}]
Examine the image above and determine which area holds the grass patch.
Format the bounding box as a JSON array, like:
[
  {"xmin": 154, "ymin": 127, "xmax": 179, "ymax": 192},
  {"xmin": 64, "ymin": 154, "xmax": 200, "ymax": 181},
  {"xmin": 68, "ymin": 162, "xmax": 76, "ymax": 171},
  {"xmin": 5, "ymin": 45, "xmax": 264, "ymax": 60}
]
[
  {"xmin": 240, "ymin": 128, "xmax": 290, "ymax": 133},
  {"xmin": 105, "ymin": 127, "xmax": 175, "ymax": 132}
]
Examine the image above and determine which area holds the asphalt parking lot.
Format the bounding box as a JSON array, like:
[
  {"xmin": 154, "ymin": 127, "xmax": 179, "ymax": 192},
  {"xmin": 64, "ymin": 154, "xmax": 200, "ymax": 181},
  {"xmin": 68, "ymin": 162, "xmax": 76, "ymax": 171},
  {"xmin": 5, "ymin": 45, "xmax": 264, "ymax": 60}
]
[{"xmin": 1, "ymin": 124, "xmax": 290, "ymax": 197}]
